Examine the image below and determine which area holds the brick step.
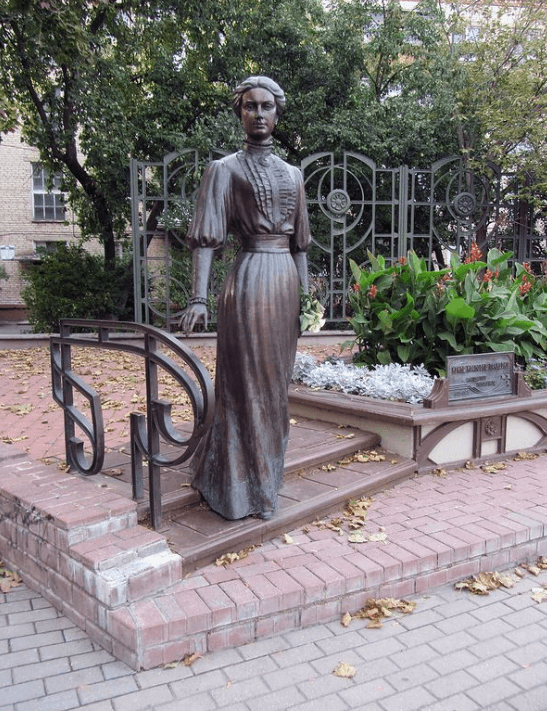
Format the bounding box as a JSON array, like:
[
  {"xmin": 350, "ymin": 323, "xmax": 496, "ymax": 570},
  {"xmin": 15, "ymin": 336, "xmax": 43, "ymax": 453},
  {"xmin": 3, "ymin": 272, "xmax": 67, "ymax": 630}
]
[
  {"xmin": 70, "ymin": 527, "xmax": 171, "ymax": 571},
  {"xmin": 69, "ymin": 528, "xmax": 182, "ymax": 606}
]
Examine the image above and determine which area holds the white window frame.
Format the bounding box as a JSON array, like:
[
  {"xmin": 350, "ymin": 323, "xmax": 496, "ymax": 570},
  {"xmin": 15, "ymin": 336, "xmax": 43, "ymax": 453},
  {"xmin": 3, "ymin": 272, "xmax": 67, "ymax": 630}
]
[{"xmin": 31, "ymin": 162, "xmax": 66, "ymax": 222}]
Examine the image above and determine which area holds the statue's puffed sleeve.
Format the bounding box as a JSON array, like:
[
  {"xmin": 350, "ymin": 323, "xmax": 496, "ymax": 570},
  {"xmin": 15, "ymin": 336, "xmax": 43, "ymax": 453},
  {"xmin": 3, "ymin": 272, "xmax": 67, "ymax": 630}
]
[
  {"xmin": 186, "ymin": 160, "xmax": 231, "ymax": 250},
  {"xmin": 290, "ymin": 167, "xmax": 311, "ymax": 294},
  {"xmin": 290, "ymin": 167, "xmax": 311, "ymax": 254}
]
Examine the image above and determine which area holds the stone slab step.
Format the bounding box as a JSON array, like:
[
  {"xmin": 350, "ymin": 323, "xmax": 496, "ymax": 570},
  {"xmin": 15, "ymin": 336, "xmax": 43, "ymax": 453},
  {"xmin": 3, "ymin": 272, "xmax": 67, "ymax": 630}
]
[
  {"xmin": 136, "ymin": 419, "xmax": 381, "ymax": 518},
  {"xmin": 161, "ymin": 451, "xmax": 416, "ymax": 573}
]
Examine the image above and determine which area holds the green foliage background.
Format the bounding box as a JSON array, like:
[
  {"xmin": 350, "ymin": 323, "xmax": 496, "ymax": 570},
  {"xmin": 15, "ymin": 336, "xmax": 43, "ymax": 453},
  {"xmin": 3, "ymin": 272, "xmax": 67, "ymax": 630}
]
[
  {"xmin": 2, "ymin": 0, "xmax": 547, "ymax": 330},
  {"xmin": 21, "ymin": 245, "xmax": 133, "ymax": 333},
  {"xmin": 2, "ymin": 0, "xmax": 546, "ymax": 269}
]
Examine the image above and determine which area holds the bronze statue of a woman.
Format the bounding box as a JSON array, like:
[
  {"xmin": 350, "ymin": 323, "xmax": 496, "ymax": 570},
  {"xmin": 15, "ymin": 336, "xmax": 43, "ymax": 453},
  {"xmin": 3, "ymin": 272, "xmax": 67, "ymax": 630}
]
[{"xmin": 180, "ymin": 76, "xmax": 311, "ymax": 520}]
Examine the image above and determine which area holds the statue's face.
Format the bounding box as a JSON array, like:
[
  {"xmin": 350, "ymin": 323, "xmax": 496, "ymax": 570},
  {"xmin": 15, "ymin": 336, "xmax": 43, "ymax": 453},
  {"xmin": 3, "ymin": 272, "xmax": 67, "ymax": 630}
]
[{"xmin": 240, "ymin": 87, "xmax": 277, "ymax": 142}]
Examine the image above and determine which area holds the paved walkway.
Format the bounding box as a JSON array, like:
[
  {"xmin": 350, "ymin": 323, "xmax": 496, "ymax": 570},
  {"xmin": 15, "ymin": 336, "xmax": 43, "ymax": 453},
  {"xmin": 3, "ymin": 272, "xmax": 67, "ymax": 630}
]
[
  {"xmin": 3, "ymin": 343, "xmax": 547, "ymax": 708},
  {"xmin": 2, "ymin": 569, "xmax": 547, "ymax": 711}
]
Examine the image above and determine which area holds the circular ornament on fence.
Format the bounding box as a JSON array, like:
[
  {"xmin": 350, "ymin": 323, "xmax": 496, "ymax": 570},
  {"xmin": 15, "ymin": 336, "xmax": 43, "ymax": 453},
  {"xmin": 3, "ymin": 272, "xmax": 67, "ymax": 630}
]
[
  {"xmin": 452, "ymin": 191, "xmax": 476, "ymax": 218},
  {"xmin": 326, "ymin": 189, "xmax": 351, "ymax": 216}
]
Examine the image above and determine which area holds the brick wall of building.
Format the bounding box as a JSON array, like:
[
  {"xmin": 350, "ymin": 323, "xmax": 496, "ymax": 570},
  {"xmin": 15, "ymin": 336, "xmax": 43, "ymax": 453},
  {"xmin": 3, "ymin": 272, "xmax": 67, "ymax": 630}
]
[{"xmin": 0, "ymin": 130, "xmax": 82, "ymax": 310}]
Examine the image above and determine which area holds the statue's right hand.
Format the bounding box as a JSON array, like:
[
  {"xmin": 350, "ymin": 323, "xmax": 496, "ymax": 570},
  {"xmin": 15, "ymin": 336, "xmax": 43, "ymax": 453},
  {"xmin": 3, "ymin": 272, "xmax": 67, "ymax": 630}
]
[{"xmin": 179, "ymin": 303, "xmax": 208, "ymax": 335}]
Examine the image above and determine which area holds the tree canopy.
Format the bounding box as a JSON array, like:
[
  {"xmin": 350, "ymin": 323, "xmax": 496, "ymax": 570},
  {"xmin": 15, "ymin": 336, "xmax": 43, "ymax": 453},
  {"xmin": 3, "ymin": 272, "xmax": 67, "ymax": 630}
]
[
  {"xmin": 1, "ymin": 0, "xmax": 546, "ymax": 268},
  {"xmin": 446, "ymin": 0, "xmax": 547, "ymax": 190}
]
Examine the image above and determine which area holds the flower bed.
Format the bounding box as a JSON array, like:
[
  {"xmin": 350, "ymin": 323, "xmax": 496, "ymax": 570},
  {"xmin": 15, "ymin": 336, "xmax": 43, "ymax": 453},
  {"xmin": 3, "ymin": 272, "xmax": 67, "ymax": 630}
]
[
  {"xmin": 290, "ymin": 352, "xmax": 547, "ymax": 470},
  {"xmin": 292, "ymin": 353, "xmax": 435, "ymax": 404}
]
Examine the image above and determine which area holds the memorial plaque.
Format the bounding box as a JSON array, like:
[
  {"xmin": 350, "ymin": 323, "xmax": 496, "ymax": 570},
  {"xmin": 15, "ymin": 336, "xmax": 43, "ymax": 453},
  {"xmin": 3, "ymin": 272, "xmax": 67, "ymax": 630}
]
[{"xmin": 447, "ymin": 352, "xmax": 515, "ymax": 402}]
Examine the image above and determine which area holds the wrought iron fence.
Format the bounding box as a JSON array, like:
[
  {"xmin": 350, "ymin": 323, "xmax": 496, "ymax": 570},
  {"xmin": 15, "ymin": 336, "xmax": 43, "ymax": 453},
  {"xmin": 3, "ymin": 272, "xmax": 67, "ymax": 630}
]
[{"xmin": 131, "ymin": 151, "xmax": 547, "ymax": 330}]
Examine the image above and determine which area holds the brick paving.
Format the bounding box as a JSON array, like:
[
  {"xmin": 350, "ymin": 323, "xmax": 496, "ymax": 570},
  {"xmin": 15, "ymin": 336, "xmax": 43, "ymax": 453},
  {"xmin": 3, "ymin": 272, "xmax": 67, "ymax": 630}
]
[
  {"xmin": 0, "ymin": 342, "xmax": 341, "ymax": 463},
  {"xmin": 2, "ymin": 571, "xmax": 547, "ymax": 710},
  {"xmin": 3, "ymin": 342, "xmax": 547, "ymax": 706}
]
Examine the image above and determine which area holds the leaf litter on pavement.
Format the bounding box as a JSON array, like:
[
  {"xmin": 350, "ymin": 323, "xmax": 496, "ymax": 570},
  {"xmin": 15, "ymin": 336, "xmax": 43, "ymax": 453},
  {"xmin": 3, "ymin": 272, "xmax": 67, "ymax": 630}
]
[
  {"xmin": 341, "ymin": 597, "xmax": 417, "ymax": 630},
  {"xmin": 1, "ymin": 343, "xmax": 343, "ymax": 451},
  {"xmin": 0, "ymin": 345, "xmax": 220, "ymax": 450},
  {"xmin": 214, "ymin": 545, "xmax": 260, "ymax": 567},
  {"xmin": 303, "ymin": 494, "xmax": 388, "ymax": 545},
  {"xmin": 455, "ymin": 558, "xmax": 547, "ymax": 602},
  {"xmin": 0, "ymin": 562, "xmax": 22, "ymax": 593}
]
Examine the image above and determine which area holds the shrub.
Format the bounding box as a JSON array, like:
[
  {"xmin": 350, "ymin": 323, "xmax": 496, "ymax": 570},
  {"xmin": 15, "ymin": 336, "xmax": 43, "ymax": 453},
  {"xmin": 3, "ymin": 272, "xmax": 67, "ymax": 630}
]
[
  {"xmin": 344, "ymin": 246, "xmax": 547, "ymax": 376},
  {"xmin": 21, "ymin": 244, "xmax": 133, "ymax": 333}
]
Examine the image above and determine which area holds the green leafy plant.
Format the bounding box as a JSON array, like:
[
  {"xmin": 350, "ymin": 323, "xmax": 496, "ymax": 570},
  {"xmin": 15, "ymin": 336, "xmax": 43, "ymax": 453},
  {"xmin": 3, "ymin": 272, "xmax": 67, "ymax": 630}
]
[
  {"xmin": 523, "ymin": 358, "xmax": 547, "ymax": 390},
  {"xmin": 21, "ymin": 244, "xmax": 133, "ymax": 333},
  {"xmin": 300, "ymin": 291, "xmax": 326, "ymax": 333},
  {"xmin": 344, "ymin": 246, "xmax": 547, "ymax": 376}
]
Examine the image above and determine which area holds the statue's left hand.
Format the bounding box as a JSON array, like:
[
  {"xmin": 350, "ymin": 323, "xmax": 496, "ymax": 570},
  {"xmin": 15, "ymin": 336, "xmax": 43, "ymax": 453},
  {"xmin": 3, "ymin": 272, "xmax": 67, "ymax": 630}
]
[{"xmin": 179, "ymin": 303, "xmax": 208, "ymax": 335}]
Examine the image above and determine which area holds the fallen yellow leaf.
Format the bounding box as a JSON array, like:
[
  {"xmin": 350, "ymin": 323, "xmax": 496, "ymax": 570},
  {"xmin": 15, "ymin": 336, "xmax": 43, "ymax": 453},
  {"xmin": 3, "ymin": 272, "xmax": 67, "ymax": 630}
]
[
  {"xmin": 341, "ymin": 612, "xmax": 352, "ymax": 627},
  {"xmin": 514, "ymin": 452, "xmax": 539, "ymax": 461},
  {"xmin": 455, "ymin": 570, "xmax": 520, "ymax": 594},
  {"xmin": 350, "ymin": 597, "xmax": 416, "ymax": 627},
  {"xmin": 0, "ymin": 564, "xmax": 21, "ymax": 593},
  {"xmin": 531, "ymin": 588, "xmax": 547, "ymax": 604},
  {"xmin": 183, "ymin": 651, "xmax": 202, "ymax": 666},
  {"xmin": 522, "ymin": 563, "xmax": 542, "ymax": 576},
  {"xmin": 481, "ymin": 462, "xmax": 507, "ymax": 474},
  {"xmin": 333, "ymin": 662, "xmax": 356, "ymax": 678},
  {"xmin": 368, "ymin": 531, "xmax": 387, "ymax": 543}
]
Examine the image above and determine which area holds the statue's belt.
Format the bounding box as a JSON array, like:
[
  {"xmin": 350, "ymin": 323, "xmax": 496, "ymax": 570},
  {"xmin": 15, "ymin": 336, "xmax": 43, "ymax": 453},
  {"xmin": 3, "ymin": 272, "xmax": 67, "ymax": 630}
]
[{"xmin": 243, "ymin": 234, "xmax": 290, "ymax": 253}]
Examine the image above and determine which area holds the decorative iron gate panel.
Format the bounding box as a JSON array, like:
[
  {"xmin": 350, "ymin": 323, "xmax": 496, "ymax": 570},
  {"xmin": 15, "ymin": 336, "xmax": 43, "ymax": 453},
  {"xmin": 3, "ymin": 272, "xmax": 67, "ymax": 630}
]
[
  {"xmin": 131, "ymin": 149, "xmax": 226, "ymax": 329},
  {"xmin": 301, "ymin": 153, "xmax": 505, "ymax": 321},
  {"xmin": 131, "ymin": 150, "xmax": 545, "ymax": 330}
]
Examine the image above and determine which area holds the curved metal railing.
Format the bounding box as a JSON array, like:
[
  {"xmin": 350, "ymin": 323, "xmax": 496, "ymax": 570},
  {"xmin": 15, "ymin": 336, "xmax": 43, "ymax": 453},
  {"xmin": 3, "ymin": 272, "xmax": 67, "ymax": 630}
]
[{"xmin": 50, "ymin": 320, "xmax": 214, "ymax": 528}]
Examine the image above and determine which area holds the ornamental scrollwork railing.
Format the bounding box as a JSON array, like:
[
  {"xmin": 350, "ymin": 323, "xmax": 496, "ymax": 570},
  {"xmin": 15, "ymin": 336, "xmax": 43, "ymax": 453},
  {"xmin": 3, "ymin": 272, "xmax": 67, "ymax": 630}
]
[{"xmin": 50, "ymin": 320, "xmax": 214, "ymax": 528}]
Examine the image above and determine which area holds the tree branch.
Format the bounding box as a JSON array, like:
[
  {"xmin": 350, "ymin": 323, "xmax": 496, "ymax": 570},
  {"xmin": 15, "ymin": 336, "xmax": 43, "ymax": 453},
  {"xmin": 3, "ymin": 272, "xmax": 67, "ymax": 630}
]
[{"xmin": 9, "ymin": 19, "xmax": 65, "ymax": 162}]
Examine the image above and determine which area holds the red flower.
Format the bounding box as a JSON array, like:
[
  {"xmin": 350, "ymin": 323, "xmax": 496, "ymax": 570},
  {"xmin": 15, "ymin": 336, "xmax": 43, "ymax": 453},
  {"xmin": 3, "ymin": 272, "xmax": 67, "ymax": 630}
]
[
  {"xmin": 398, "ymin": 256, "xmax": 407, "ymax": 265},
  {"xmin": 519, "ymin": 280, "xmax": 532, "ymax": 295},
  {"xmin": 523, "ymin": 262, "xmax": 532, "ymax": 274},
  {"xmin": 465, "ymin": 242, "xmax": 482, "ymax": 264},
  {"xmin": 483, "ymin": 269, "xmax": 494, "ymax": 282},
  {"xmin": 369, "ymin": 284, "xmax": 378, "ymax": 299},
  {"xmin": 353, "ymin": 283, "xmax": 361, "ymax": 292}
]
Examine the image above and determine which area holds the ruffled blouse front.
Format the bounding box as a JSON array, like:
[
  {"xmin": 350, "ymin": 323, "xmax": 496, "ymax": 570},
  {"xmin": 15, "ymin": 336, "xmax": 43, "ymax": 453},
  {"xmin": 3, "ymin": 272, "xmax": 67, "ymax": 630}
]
[{"xmin": 186, "ymin": 148, "xmax": 310, "ymax": 253}]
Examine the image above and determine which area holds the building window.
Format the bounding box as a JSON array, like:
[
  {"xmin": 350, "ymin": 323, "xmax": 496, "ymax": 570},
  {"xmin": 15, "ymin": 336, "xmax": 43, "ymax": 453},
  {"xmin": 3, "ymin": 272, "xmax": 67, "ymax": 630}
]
[
  {"xmin": 34, "ymin": 240, "xmax": 66, "ymax": 256},
  {"xmin": 31, "ymin": 163, "xmax": 66, "ymax": 221}
]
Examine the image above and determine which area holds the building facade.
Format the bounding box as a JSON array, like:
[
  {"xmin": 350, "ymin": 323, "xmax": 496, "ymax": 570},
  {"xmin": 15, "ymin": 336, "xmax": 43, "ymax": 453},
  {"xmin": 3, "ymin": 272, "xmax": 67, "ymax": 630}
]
[{"xmin": 0, "ymin": 130, "xmax": 81, "ymax": 317}]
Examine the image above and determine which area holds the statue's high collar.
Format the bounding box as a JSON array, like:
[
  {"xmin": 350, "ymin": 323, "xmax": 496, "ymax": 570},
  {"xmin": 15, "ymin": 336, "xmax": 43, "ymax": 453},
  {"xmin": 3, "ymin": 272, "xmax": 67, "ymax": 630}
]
[{"xmin": 243, "ymin": 139, "xmax": 273, "ymax": 156}]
